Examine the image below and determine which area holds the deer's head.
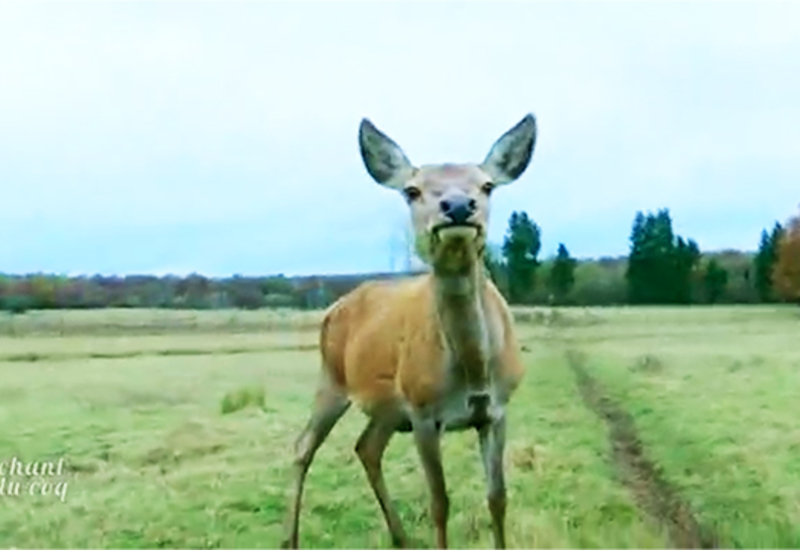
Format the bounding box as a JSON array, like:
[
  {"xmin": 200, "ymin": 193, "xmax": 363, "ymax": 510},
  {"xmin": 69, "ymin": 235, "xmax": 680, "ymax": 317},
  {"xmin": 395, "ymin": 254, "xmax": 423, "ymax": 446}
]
[{"xmin": 359, "ymin": 114, "xmax": 537, "ymax": 274}]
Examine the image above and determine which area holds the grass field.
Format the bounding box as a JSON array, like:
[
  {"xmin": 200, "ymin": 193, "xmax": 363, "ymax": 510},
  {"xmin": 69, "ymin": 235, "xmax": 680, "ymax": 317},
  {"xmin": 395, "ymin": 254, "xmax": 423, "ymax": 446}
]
[{"xmin": 1, "ymin": 305, "xmax": 799, "ymax": 548}]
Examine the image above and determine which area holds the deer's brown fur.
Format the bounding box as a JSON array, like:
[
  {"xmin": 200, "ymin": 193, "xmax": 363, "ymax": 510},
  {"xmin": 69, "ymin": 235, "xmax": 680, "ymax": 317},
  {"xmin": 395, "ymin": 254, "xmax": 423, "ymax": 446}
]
[{"xmin": 321, "ymin": 273, "xmax": 524, "ymax": 412}]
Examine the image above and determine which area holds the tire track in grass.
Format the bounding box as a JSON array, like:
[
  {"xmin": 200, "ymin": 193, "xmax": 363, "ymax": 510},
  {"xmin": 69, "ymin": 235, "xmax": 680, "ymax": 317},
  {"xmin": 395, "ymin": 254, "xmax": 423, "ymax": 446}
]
[{"xmin": 565, "ymin": 349, "xmax": 717, "ymax": 549}]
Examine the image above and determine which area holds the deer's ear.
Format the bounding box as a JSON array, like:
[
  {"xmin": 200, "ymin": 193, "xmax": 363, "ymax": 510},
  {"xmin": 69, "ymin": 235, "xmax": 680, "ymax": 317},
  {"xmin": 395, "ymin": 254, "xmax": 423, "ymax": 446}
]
[
  {"xmin": 359, "ymin": 118, "xmax": 416, "ymax": 189},
  {"xmin": 480, "ymin": 114, "xmax": 537, "ymax": 185}
]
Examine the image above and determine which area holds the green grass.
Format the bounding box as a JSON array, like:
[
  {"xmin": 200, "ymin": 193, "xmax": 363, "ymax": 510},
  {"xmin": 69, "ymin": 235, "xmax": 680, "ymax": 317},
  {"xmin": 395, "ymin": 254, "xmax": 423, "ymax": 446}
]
[
  {"xmin": 545, "ymin": 305, "xmax": 800, "ymax": 547},
  {"xmin": 0, "ymin": 305, "xmax": 798, "ymax": 547},
  {"xmin": 0, "ymin": 307, "xmax": 323, "ymax": 337}
]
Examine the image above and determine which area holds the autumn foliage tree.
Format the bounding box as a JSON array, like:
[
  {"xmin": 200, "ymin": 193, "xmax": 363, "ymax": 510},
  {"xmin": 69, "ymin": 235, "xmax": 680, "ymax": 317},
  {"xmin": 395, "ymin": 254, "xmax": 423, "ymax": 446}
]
[{"xmin": 773, "ymin": 210, "xmax": 800, "ymax": 304}]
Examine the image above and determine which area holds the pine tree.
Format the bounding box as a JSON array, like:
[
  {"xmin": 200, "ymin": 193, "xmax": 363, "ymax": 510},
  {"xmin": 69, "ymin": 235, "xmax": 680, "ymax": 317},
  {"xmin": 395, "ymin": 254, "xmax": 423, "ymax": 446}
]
[
  {"xmin": 703, "ymin": 259, "xmax": 728, "ymax": 304},
  {"xmin": 754, "ymin": 222, "xmax": 784, "ymax": 302},
  {"xmin": 626, "ymin": 209, "xmax": 700, "ymax": 304},
  {"xmin": 547, "ymin": 243, "xmax": 577, "ymax": 304},
  {"xmin": 501, "ymin": 211, "xmax": 541, "ymax": 304}
]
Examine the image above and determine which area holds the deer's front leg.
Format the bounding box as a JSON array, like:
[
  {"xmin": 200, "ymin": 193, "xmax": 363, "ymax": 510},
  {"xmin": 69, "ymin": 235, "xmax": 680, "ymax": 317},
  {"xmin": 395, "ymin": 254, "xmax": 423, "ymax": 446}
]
[
  {"xmin": 410, "ymin": 412, "xmax": 449, "ymax": 548},
  {"xmin": 477, "ymin": 410, "xmax": 507, "ymax": 548}
]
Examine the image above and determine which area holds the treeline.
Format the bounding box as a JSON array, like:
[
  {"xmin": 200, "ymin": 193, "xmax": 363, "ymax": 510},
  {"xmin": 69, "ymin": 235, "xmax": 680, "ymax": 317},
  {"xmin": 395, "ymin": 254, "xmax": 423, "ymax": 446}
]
[
  {"xmin": 1, "ymin": 208, "xmax": 799, "ymax": 313},
  {"xmin": 0, "ymin": 272, "xmax": 366, "ymax": 313},
  {"xmin": 484, "ymin": 207, "xmax": 799, "ymax": 306}
]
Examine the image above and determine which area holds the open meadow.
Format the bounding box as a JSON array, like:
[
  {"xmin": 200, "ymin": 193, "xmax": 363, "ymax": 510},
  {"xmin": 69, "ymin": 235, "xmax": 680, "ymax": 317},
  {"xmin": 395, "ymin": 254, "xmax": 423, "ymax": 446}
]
[{"xmin": 1, "ymin": 305, "xmax": 799, "ymax": 548}]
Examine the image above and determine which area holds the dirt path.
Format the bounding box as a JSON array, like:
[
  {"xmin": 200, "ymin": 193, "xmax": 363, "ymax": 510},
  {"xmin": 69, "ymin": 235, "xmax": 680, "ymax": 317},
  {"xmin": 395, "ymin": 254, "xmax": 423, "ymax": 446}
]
[{"xmin": 565, "ymin": 350, "xmax": 718, "ymax": 549}]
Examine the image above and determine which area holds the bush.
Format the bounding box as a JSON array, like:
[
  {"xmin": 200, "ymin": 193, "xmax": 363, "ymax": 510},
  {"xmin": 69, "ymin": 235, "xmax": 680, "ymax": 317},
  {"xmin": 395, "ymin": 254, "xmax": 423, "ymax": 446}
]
[
  {"xmin": 0, "ymin": 295, "xmax": 35, "ymax": 314},
  {"xmin": 263, "ymin": 293, "xmax": 298, "ymax": 308}
]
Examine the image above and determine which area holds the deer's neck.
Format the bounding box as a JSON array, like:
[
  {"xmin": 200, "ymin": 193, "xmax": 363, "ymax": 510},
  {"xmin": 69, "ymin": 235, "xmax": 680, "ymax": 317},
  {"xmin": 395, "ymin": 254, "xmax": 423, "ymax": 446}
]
[{"xmin": 432, "ymin": 260, "xmax": 490, "ymax": 392}]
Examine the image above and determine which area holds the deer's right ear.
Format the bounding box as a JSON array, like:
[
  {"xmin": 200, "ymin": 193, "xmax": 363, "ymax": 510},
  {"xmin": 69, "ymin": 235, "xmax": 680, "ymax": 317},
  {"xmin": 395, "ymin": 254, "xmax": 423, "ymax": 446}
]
[{"xmin": 359, "ymin": 118, "xmax": 416, "ymax": 189}]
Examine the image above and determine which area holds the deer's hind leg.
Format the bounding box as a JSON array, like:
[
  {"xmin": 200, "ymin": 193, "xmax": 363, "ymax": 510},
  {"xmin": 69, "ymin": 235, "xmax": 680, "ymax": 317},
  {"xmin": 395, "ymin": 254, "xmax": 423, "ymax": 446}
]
[{"xmin": 282, "ymin": 370, "xmax": 351, "ymax": 549}]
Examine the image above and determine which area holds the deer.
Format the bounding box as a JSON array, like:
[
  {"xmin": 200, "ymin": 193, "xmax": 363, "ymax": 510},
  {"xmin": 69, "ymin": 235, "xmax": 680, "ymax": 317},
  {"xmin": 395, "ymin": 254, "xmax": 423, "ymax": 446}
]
[{"xmin": 282, "ymin": 113, "xmax": 538, "ymax": 549}]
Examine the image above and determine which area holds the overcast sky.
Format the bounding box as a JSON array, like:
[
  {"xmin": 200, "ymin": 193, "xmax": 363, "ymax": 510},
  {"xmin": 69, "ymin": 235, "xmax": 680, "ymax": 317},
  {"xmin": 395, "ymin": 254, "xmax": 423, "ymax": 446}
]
[{"xmin": 1, "ymin": 1, "xmax": 799, "ymax": 277}]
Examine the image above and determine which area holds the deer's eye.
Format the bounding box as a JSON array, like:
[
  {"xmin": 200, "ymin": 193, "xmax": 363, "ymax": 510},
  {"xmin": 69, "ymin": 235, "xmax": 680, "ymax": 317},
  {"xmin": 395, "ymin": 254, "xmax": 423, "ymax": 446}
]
[
  {"xmin": 403, "ymin": 186, "xmax": 422, "ymax": 201},
  {"xmin": 481, "ymin": 182, "xmax": 495, "ymax": 196}
]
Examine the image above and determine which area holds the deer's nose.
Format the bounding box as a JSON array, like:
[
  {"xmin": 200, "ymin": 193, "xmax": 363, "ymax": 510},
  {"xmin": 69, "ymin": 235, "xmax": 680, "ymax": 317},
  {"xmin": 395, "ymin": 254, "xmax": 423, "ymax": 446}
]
[{"xmin": 440, "ymin": 196, "xmax": 477, "ymax": 225}]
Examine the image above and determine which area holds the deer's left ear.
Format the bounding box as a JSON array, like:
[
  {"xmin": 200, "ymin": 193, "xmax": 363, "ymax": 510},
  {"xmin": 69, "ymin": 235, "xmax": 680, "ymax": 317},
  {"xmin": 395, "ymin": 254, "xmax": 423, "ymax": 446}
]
[{"xmin": 480, "ymin": 113, "xmax": 537, "ymax": 185}]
